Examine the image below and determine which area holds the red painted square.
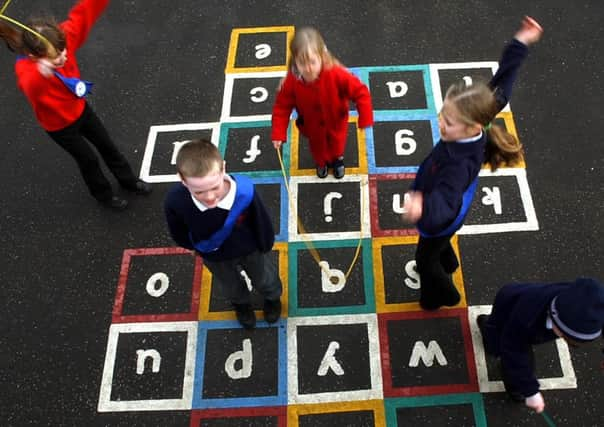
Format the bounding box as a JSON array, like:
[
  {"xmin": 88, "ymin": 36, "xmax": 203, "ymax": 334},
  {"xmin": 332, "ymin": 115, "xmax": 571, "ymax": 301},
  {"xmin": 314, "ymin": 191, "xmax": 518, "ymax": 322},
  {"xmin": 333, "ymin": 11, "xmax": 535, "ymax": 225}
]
[
  {"xmin": 369, "ymin": 173, "xmax": 418, "ymax": 238},
  {"xmin": 112, "ymin": 247, "xmax": 202, "ymax": 323},
  {"xmin": 190, "ymin": 406, "xmax": 286, "ymax": 427},
  {"xmin": 378, "ymin": 309, "xmax": 478, "ymax": 397}
]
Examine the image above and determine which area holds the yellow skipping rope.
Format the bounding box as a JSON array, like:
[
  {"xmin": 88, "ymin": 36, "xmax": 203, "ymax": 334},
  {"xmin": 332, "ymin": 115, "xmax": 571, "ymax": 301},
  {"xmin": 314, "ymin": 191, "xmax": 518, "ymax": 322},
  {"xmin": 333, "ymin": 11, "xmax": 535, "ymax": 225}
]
[
  {"xmin": 276, "ymin": 146, "xmax": 364, "ymax": 281},
  {"xmin": 0, "ymin": 0, "xmax": 58, "ymax": 58}
]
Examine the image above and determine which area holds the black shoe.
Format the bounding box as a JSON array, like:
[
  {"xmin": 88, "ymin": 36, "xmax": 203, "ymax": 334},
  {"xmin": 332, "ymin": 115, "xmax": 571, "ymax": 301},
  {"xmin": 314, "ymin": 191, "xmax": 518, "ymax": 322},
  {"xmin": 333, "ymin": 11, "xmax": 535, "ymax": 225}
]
[
  {"xmin": 233, "ymin": 303, "xmax": 256, "ymax": 329},
  {"xmin": 333, "ymin": 157, "xmax": 345, "ymax": 179},
  {"xmin": 125, "ymin": 180, "xmax": 152, "ymax": 195},
  {"xmin": 477, "ymin": 314, "xmax": 496, "ymax": 355},
  {"xmin": 263, "ymin": 298, "xmax": 281, "ymax": 323},
  {"xmin": 419, "ymin": 298, "xmax": 442, "ymax": 311},
  {"xmin": 477, "ymin": 314, "xmax": 489, "ymax": 333},
  {"xmin": 316, "ymin": 165, "xmax": 328, "ymax": 178},
  {"xmin": 100, "ymin": 196, "xmax": 128, "ymax": 211},
  {"xmin": 440, "ymin": 250, "xmax": 459, "ymax": 274},
  {"xmin": 441, "ymin": 283, "xmax": 461, "ymax": 307}
]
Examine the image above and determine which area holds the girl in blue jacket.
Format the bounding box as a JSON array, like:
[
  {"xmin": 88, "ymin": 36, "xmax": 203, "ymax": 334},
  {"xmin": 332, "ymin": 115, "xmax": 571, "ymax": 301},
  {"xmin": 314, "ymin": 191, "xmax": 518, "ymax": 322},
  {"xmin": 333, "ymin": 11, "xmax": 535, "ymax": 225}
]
[{"xmin": 403, "ymin": 17, "xmax": 543, "ymax": 310}]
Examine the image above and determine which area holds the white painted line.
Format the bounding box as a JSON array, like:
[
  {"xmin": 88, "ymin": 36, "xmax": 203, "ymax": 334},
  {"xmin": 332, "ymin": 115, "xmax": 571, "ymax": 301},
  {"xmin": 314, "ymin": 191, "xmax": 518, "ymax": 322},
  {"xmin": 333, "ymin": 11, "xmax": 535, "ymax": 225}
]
[
  {"xmin": 287, "ymin": 175, "xmax": 371, "ymax": 242},
  {"xmin": 429, "ymin": 62, "xmax": 510, "ymax": 112},
  {"xmin": 468, "ymin": 306, "xmax": 577, "ymax": 394},
  {"xmin": 220, "ymin": 114, "xmax": 273, "ymax": 123},
  {"xmin": 139, "ymin": 123, "xmax": 220, "ymax": 183},
  {"xmin": 459, "ymin": 168, "xmax": 539, "ymax": 235},
  {"xmin": 98, "ymin": 321, "xmax": 198, "ymax": 412},
  {"xmin": 220, "ymin": 71, "xmax": 287, "ymax": 121},
  {"xmin": 287, "ymin": 313, "xmax": 383, "ymax": 404}
]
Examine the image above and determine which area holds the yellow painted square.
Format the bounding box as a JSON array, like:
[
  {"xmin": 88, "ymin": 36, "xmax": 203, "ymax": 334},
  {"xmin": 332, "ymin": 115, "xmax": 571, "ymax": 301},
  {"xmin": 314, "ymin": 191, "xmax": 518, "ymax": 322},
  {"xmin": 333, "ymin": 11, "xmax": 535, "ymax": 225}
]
[
  {"xmin": 288, "ymin": 400, "xmax": 386, "ymax": 427},
  {"xmin": 481, "ymin": 111, "xmax": 526, "ymax": 169},
  {"xmin": 372, "ymin": 235, "xmax": 466, "ymax": 313},
  {"xmin": 225, "ymin": 26, "xmax": 294, "ymax": 74},
  {"xmin": 289, "ymin": 116, "xmax": 369, "ymax": 176},
  {"xmin": 198, "ymin": 242, "xmax": 289, "ymax": 320}
]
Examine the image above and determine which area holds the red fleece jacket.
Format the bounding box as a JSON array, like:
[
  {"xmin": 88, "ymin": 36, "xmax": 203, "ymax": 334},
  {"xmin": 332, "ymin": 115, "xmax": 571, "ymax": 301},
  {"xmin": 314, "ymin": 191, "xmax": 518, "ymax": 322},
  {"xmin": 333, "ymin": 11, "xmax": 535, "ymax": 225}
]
[
  {"xmin": 14, "ymin": 0, "xmax": 109, "ymax": 131},
  {"xmin": 272, "ymin": 65, "xmax": 373, "ymax": 165}
]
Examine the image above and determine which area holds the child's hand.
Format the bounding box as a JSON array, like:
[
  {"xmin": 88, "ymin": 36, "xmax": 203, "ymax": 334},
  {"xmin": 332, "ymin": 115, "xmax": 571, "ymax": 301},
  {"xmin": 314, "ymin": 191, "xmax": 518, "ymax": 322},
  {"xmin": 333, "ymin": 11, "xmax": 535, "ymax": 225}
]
[
  {"xmin": 525, "ymin": 392, "xmax": 545, "ymax": 413},
  {"xmin": 272, "ymin": 140, "xmax": 283, "ymax": 149},
  {"xmin": 514, "ymin": 16, "xmax": 543, "ymax": 46},
  {"xmin": 402, "ymin": 191, "xmax": 423, "ymax": 223}
]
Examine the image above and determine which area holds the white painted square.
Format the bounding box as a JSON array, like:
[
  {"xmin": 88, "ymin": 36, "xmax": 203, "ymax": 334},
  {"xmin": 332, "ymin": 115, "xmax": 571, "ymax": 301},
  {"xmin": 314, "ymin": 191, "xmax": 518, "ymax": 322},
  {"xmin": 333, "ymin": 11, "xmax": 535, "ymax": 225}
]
[
  {"xmin": 459, "ymin": 167, "xmax": 539, "ymax": 234},
  {"xmin": 221, "ymin": 71, "xmax": 286, "ymax": 122},
  {"xmin": 140, "ymin": 123, "xmax": 220, "ymax": 183},
  {"xmin": 98, "ymin": 321, "xmax": 198, "ymax": 412},
  {"xmin": 429, "ymin": 62, "xmax": 510, "ymax": 112},
  {"xmin": 468, "ymin": 305, "xmax": 577, "ymax": 393},
  {"xmin": 287, "ymin": 313, "xmax": 383, "ymax": 404},
  {"xmin": 287, "ymin": 174, "xmax": 371, "ymax": 242}
]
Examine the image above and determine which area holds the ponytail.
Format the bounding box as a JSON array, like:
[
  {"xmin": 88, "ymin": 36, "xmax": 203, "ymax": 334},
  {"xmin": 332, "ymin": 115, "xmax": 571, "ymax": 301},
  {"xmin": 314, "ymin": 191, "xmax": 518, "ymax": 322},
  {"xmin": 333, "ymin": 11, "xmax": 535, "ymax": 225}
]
[
  {"xmin": 484, "ymin": 124, "xmax": 524, "ymax": 171},
  {"xmin": 0, "ymin": 20, "xmax": 22, "ymax": 53},
  {"xmin": 0, "ymin": 16, "xmax": 62, "ymax": 57},
  {"xmin": 444, "ymin": 81, "xmax": 525, "ymax": 172}
]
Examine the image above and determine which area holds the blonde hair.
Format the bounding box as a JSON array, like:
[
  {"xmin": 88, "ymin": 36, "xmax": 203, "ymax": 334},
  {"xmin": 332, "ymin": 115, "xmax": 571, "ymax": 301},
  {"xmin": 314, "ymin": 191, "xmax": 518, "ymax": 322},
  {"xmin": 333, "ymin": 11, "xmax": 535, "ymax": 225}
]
[
  {"xmin": 445, "ymin": 81, "xmax": 524, "ymax": 171},
  {"xmin": 287, "ymin": 27, "xmax": 340, "ymax": 73},
  {"xmin": 176, "ymin": 139, "xmax": 223, "ymax": 178}
]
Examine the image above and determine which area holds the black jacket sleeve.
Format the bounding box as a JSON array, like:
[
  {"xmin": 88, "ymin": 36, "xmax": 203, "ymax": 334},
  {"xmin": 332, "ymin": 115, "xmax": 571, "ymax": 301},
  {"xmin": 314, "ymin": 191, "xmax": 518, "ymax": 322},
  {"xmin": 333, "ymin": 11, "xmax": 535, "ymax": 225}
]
[
  {"xmin": 248, "ymin": 191, "xmax": 276, "ymax": 253},
  {"xmin": 489, "ymin": 38, "xmax": 529, "ymax": 112},
  {"xmin": 164, "ymin": 196, "xmax": 195, "ymax": 251}
]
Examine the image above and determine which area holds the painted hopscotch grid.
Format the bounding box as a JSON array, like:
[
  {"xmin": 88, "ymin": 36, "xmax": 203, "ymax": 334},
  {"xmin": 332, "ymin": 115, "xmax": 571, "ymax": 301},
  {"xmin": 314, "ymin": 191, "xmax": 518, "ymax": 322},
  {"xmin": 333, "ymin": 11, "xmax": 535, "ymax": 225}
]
[{"xmin": 98, "ymin": 26, "xmax": 559, "ymax": 422}]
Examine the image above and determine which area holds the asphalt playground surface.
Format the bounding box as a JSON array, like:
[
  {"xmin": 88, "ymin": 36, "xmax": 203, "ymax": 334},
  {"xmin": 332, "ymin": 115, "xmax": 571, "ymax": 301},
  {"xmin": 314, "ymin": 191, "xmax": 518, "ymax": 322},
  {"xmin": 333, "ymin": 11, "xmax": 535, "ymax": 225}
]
[{"xmin": 1, "ymin": 1, "xmax": 603, "ymax": 426}]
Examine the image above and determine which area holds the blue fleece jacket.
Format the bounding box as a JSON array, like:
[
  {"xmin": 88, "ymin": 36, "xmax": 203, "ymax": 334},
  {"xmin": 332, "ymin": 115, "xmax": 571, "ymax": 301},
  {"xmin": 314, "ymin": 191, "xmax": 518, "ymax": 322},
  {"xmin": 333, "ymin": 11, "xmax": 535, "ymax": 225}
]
[
  {"xmin": 164, "ymin": 175, "xmax": 275, "ymax": 262},
  {"xmin": 412, "ymin": 39, "xmax": 529, "ymax": 236},
  {"xmin": 483, "ymin": 282, "xmax": 567, "ymax": 397}
]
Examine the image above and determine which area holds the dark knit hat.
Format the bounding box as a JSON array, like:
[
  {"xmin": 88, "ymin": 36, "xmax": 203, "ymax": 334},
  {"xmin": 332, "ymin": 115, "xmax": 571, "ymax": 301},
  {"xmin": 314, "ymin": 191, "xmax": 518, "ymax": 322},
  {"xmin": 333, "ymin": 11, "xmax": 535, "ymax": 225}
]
[{"xmin": 550, "ymin": 278, "xmax": 604, "ymax": 342}]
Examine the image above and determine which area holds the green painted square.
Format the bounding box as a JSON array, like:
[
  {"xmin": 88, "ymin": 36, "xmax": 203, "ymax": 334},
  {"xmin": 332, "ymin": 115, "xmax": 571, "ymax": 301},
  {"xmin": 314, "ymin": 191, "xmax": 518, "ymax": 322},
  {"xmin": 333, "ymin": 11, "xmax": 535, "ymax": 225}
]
[
  {"xmin": 384, "ymin": 393, "xmax": 487, "ymax": 427},
  {"xmin": 288, "ymin": 239, "xmax": 375, "ymax": 317}
]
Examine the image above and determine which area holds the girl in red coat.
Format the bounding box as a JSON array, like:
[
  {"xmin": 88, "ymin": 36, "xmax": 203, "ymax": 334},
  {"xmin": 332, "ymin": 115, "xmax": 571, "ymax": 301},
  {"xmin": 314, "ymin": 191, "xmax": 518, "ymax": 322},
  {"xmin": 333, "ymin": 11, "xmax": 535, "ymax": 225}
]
[
  {"xmin": 271, "ymin": 27, "xmax": 373, "ymax": 179},
  {"xmin": 0, "ymin": 0, "xmax": 151, "ymax": 210}
]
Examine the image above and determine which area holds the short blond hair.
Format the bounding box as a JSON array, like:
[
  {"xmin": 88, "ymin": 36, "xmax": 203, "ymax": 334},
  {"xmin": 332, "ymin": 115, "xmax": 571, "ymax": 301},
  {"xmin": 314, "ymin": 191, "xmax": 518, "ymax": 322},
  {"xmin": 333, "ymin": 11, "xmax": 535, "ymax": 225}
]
[{"xmin": 176, "ymin": 139, "xmax": 223, "ymax": 178}]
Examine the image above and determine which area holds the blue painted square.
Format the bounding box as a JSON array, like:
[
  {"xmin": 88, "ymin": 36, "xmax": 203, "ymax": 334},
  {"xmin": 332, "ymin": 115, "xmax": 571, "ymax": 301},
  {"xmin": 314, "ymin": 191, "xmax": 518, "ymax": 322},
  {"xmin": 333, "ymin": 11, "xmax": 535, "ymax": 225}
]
[
  {"xmin": 366, "ymin": 113, "xmax": 440, "ymax": 174},
  {"xmin": 359, "ymin": 65, "xmax": 436, "ymax": 116},
  {"xmin": 193, "ymin": 319, "xmax": 287, "ymax": 409},
  {"xmin": 249, "ymin": 176, "xmax": 288, "ymax": 242}
]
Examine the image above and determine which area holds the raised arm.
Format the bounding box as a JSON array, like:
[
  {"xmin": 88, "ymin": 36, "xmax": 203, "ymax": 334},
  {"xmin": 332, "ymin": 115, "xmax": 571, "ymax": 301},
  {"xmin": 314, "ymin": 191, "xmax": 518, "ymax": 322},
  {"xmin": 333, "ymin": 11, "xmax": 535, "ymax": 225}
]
[
  {"xmin": 60, "ymin": 0, "xmax": 110, "ymax": 52},
  {"xmin": 489, "ymin": 16, "xmax": 543, "ymax": 111}
]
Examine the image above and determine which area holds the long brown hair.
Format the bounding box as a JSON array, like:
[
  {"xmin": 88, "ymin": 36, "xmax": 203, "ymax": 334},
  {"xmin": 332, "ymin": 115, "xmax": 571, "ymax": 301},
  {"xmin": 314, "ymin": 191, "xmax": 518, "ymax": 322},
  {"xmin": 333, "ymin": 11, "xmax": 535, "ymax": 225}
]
[
  {"xmin": 0, "ymin": 17, "xmax": 63, "ymax": 57},
  {"xmin": 287, "ymin": 27, "xmax": 341, "ymax": 74},
  {"xmin": 0, "ymin": 19, "xmax": 22, "ymax": 52},
  {"xmin": 445, "ymin": 81, "xmax": 524, "ymax": 171}
]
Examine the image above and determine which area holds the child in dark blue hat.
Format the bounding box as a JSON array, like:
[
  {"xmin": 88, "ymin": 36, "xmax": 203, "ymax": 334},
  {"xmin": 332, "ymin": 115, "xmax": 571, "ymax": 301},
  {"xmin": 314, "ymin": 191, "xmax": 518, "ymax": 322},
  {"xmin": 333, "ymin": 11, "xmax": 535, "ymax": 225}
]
[{"xmin": 477, "ymin": 278, "xmax": 604, "ymax": 413}]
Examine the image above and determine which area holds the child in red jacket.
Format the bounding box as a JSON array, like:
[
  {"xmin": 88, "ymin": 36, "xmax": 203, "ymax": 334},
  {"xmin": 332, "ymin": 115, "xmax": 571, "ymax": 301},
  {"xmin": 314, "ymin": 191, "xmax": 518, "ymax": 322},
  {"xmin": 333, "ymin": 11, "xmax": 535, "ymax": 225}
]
[
  {"xmin": 0, "ymin": 0, "xmax": 151, "ymax": 210},
  {"xmin": 271, "ymin": 27, "xmax": 373, "ymax": 179}
]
